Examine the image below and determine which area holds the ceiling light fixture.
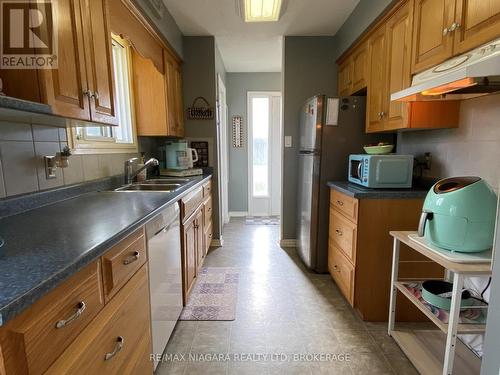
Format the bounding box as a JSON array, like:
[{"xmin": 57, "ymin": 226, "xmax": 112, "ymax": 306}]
[{"xmin": 240, "ymin": 0, "xmax": 284, "ymax": 22}]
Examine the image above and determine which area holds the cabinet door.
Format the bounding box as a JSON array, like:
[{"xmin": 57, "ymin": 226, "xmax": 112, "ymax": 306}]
[
  {"xmin": 351, "ymin": 44, "xmax": 367, "ymax": 94},
  {"xmin": 132, "ymin": 50, "xmax": 168, "ymax": 136},
  {"xmin": 182, "ymin": 216, "xmax": 197, "ymax": 302},
  {"xmin": 385, "ymin": 2, "xmax": 413, "ymax": 131},
  {"xmin": 165, "ymin": 52, "xmax": 185, "ymax": 137},
  {"xmin": 366, "ymin": 25, "xmax": 387, "ymax": 133},
  {"xmin": 82, "ymin": 0, "xmax": 118, "ymax": 125},
  {"xmin": 38, "ymin": 0, "xmax": 90, "ymax": 120},
  {"xmin": 195, "ymin": 209, "xmax": 204, "ymax": 270},
  {"xmin": 411, "ymin": 0, "xmax": 456, "ymax": 73},
  {"xmin": 454, "ymin": 0, "xmax": 500, "ymax": 54},
  {"xmin": 338, "ymin": 60, "xmax": 352, "ymax": 96}
]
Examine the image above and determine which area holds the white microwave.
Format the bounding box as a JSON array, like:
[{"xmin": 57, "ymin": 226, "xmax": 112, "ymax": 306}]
[{"xmin": 348, "ymin": 154, "xmax": 414, "ymax": 188}]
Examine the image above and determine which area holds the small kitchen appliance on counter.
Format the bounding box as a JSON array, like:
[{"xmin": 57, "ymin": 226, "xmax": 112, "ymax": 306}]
[
  {"xmin": 164, "ymin": 140, "xmax": 199, "ymax": 170},
  {"xmin": 348, "ymin": 154, "xmax": 414, "ymax": 188},
  {"xmin": 418, "ymin": 177, "xmax": 498, "ymax": 253}
]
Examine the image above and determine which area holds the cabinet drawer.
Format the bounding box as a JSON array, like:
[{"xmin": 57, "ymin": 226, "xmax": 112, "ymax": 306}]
[
  {"xmin": 203, "ymin": 196, "xmax": 212, "ymax": 226},
  {"xmin": 329, "ymin": 209, "xmax": 357, "ymax": 264},
  {"xmin": 328, "ymin": 245, "xmax": 355, "ymax": 306},
  {"xmin": 203, "ymin": 180, "xmax": 212, "ymax": 198},
  {"xmin": 330, "ymin": 189, "xmax": 358, "ymax": 223},
  {"xmin": 102, "ymin": 228, "xmax": 146, "ymax": 301},
  {"xmin": 0, "ymin": 261, "xmax": 104, "ymax": 375},
  {"xmin": 204, "ymin": 221, "xmax": 213, "ymax": 255},
  {"xmin": 46, "ymin": 266, "xmax": 152, "ymax": 375},
  {"xmin": 180, "ymin": 187, "xmax": 203, "ymax": 221}
]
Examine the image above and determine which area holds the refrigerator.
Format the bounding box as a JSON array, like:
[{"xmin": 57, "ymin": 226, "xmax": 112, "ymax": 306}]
[{"xmin": 296, "ymin": 95, "xmax": 392, "ymax": 273}]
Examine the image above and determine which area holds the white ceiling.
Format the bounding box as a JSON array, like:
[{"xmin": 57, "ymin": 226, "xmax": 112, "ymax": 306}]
[{"xmin": 163, "ymin": 0, "xmax": 360, "ymax": 72}]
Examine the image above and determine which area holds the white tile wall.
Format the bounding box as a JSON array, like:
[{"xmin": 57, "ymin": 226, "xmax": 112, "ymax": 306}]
[
  {"xmin": 398, "ymin": 94, "xmax": 500, "ymax": 192},
  {"xmin": 0, "ymin": 121, "xmax": 139, "ymax": 197}
]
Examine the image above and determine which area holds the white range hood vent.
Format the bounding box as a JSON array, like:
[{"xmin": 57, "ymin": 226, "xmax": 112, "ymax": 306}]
[{"xmin": 391, "ymin": 38, "xmax": 500, "ymax": 102}]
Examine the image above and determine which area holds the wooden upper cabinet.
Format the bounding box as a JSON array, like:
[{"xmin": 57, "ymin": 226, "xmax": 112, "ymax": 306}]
[
  {"xmin": 453, "ymin": 0, "xmax": 500, "ymax": 53},
  {"xmin": 164, "ymin": 51, "xmax": 185, "ymax": 137},
  {"xmin": 411, "ymin": 0, "xmax": 456, "ymax": 73},
  {"xmin": 82, "ymin": 0, "xmax": 118, "ymax": 125},
  {"xmin": 132, "ymin": 50, "xmax": 168, "ymax": 136},
  {"xmin": 338, "ymin": 59, "xmax": 352, "ymax": 96},
  {"xmin": 385, "ymin": 1, "xmax": 413, "ymax": 131},
  {"xmin": 366, "ymin": 25, "xmax": 387, "ymax": 133},
  {"xmin": 351, "ymin": 44, "xmax": 367, "ymax": 94},
  {"xmin": 38, "ymin": 0, "xmax": 90, "ymax": 121}
]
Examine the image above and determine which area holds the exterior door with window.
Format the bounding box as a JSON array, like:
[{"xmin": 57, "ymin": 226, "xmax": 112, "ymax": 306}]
[{"xmin": 248, "ymin": 92, "xmax": 281, "ymax": 217}]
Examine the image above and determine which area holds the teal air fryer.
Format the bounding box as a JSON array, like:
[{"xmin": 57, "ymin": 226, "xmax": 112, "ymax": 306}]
[{"xmin": 418, "ymin": 177, "xmax": 498, "ymax": 253}]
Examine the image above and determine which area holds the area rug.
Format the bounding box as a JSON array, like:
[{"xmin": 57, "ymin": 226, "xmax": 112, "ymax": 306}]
[
  {"xmin": 245, "ymin": 216, "xmax": 280, "ymax": 225},
  {"xmin": 179, "ymin": 267, "xmax": 239, "ymax": 321}
]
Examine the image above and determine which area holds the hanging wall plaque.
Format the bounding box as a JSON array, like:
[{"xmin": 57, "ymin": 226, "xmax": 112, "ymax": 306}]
[
  {"xmin": 186, "ymin": 96, "xmax": 214, "ymax": 120},
  {"xmin": 232, "ymin": 116, "xmax": 244, "ymax": 148}
]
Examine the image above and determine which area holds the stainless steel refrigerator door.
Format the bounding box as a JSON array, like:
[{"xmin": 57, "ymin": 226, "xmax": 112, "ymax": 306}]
[
  {"xmin": 296, "ymin": 152, "xmax": 320, "ymax": 269},
  {"xmin": 299, "ymin": 96, "xmax": 324, "ymax": 151}
]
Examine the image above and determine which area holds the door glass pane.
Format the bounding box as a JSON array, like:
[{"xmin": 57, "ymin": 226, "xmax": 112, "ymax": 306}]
[{"xmin": 252, "ymin": 97, "xmax": 269, "ymax": 197}]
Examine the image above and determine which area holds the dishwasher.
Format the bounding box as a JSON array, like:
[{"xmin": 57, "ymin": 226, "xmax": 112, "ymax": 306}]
[{"xmin": 146, "ymin": 204, "xmax": 182, "ymax": 370}]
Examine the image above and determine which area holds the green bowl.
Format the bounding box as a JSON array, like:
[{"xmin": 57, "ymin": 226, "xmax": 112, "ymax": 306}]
[
  {"xmin": 421, "ymin": 280, "xmax": 474, "ymax": 311},
  {"xmin": 363, "ymin": 144, "xmax": 394, "ymax": 155}
]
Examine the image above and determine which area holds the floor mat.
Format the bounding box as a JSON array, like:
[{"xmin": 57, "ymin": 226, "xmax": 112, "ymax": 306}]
[
  {"xmin": 245, "ymin": 216, "xmax": 280, "ymax": 225},
  {"xmin": 179, "ymin": 267, "xmax": 239, "ymax": 321}
]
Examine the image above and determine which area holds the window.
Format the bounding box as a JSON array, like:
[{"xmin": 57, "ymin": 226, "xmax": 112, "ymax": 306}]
[
  {"xmin": 69, "ymin": 34, "xmax": 137, "ymax": 153},
  {"xmin": 251, "ymin": 96, "xmax": 270, "ymax": 197}
]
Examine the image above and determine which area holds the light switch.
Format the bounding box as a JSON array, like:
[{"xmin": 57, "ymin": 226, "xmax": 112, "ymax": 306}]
[{"xmin": 284, "ymin": 136, "xmax": 292, "ymax": 148}]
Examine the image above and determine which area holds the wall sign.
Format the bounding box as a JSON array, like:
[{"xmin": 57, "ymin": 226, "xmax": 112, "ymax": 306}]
[
  {"xmin": 186, "ymin": 96, "xmax": 214, "ymax": 120},
  {"xmin": 232, "ymin": 116, "xmax": 244, "ymax": 148}
]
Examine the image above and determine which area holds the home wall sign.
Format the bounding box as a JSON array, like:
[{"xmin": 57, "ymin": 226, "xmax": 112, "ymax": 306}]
[
  {"xmin": 232, "ymin": 115, "xmax": 244, "ymax": 148},
  {"xmin": 186, "ymin": 96, "xmax": 214, "ymax": 120}
]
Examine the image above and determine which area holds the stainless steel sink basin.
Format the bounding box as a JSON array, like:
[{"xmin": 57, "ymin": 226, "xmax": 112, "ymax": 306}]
[{"xmin": 115, "ymin": 183, "xmax": 182, "ymax": 192}]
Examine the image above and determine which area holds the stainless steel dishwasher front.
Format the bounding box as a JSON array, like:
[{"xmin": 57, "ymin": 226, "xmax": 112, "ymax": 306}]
[{"xmin": 146, "ymin": 203, "xmax": 182, "ymax": 370}]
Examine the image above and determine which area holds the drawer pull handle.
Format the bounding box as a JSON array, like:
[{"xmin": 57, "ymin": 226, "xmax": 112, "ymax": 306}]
[
  {"xmin": 104, "ymin": 336, "xmax": 124, "ymax": 361},
  {"xmin": 336, "ymin": 200, "xmax": 344, "ymax": 206},
  {"xmin": 335, "ymin": 229, "xmax": 343, "ymax": 236},
  {"xmin": 123, "ymin": 251, "xmax": 140, "ymax": 265},
  {"xmin": 55, "ymin": 301, "xmax": 86, "ymax": 329}
]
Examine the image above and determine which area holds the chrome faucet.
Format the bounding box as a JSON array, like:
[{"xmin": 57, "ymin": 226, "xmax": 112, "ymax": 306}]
[{"xmin": 124, "ymin": 157, "xmax": 159, "ymax": 184}]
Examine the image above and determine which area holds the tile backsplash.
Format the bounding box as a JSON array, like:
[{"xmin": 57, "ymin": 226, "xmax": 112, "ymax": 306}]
[
  {"xmin": 398, "ymin": 94, "xmax": 500, "ymax": 192},
  {"xmin": 0, "ymin": 121, "xmax": 138, "ymax": 198}
]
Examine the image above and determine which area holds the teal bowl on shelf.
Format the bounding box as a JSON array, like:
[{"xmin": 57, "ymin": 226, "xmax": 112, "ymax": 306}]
[
  {"xmin": 363, "ymin": 144, "xmax": 394, "ymax": 154},
  {"xmin": 421, "ymin": 280, "xmax": 474, "ymax": 311}
]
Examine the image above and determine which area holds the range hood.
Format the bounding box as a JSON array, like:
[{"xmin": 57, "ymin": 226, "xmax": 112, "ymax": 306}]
[{"xmin": 391, "ymin": 38, "xmax": 500, "ymax": 102}]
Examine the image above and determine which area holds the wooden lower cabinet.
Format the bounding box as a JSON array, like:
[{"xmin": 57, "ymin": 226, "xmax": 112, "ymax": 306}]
[
  {"xmin": 0, "ymin": 227, "xmax": 153, "ymax": 375},
  {"xmin": 46, "ymin": 266, "xmax": 152, "ymax": 374},
  {"xmin": 180, "ymin": 179, "xmax": 213, "ymax": 304},
  {"xmin": 328, "ymin": 189, "xmax": 445, "ymax": 321}
]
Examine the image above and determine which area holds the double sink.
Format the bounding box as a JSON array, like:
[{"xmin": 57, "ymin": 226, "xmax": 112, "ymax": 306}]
[{"xmin": 114, "ymin": 178, "xmax": 190, "ymax": 193}]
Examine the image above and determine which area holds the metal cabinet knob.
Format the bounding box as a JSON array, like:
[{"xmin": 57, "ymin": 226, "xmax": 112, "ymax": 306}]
[
  {"xmin": 91, "ymin": 91, "xmax": 99, "ymax": 100},
  {"xmin": 123, "ymin": 251, "xmax": 140, "ymax": 265},
  {"xmin": 443, "ymin": 27, "xmax": 449, "ymax": 36},
  {"xmin": 449, "ymin": 22, "xmax": 461, "ymax": 32},
  {"xmin": 82, "ymin": 89, "xmax": 92, "ymax": 98},
  {"xmin": 335, "ymin": 229, "xmax": 343, "ymax": 236},
  {"xmin": 104, "ymin": 336, "xmax": 124, "ymax": 361},
  {"xmin": 336, "ymin": 200, "xmax": 344, "ymax": 206},
  {"xmin": 55, "ymin": 301, "xmax": 86, "ymax": 329}
]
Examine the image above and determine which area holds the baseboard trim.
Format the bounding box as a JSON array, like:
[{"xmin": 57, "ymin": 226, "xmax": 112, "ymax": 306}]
[
  {"xmin": 229, "ymin": 211, "xmax": 248, "ymax": 217},
  {"xmin": 280, "ymin": 239, "xmax": 297, "ymax": 248},
  {"xmin": 211, "ymin": 237, "xmax": 224, "ymax": 247}
]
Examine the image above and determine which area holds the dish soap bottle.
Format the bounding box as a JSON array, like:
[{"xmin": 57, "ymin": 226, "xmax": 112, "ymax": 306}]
[{"xmin": 136, "ymin": 152, "xmax": 147, "ymax": 182}]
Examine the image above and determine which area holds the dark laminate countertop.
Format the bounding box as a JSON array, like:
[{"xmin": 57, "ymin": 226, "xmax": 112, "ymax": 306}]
[
  {"xmin": 327, "ymin": 181, "xmax": 429, "ymax": 199},
  {"xmin": 0, "ymin": 174, "xmax": 211, "ymax": 325}
]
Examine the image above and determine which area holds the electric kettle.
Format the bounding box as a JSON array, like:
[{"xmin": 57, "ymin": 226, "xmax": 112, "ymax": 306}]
[{"xmin": 418, "ymin": 177, "xmax": 498, "ymax": 253}]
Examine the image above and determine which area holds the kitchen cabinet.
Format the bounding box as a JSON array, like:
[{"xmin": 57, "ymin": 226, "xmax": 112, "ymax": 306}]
[
  {"xmin": 337, "ymin": 43, "xmax": 367, "ymax": 96},
  {"xmin": 453, "ymin": 0, "xmax": 500, "ymax": 54},
  {"xmin": 328, "ymin": 188, "xmax": 445, "ymax": 321},
  {"xmin": 165, "ymin": 51, "xmax": 185, "ymax": 137},
  {"xmin": 411, "ymin": 0, "xmax": 456, "ymax": 73},
  {"xmin": 0, "ymin": 0, "xmax": 118, "ymax": 125},
  {"xmin": 365, "ymin": 1, "xmax": 461, "ymax": 133},
  {"xmin": 180, "ymin": 179, "xmax": 213, "ymax": 304},
  {"xmin": 412, "ymin": 0, "xmax": 500, "ymax": 73},
  {"xmin": 0, "ymin": 227, "xmax": 153, "ymax": 374},
  {"xmin": 132, "ymin": 50, "xmax": 169, "ymax": 136}
]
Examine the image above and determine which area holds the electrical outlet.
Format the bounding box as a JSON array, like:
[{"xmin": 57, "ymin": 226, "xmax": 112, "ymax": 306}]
[{"xmin": 284, "ymin": 136, "xmax": 292, "ymax": 148}]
